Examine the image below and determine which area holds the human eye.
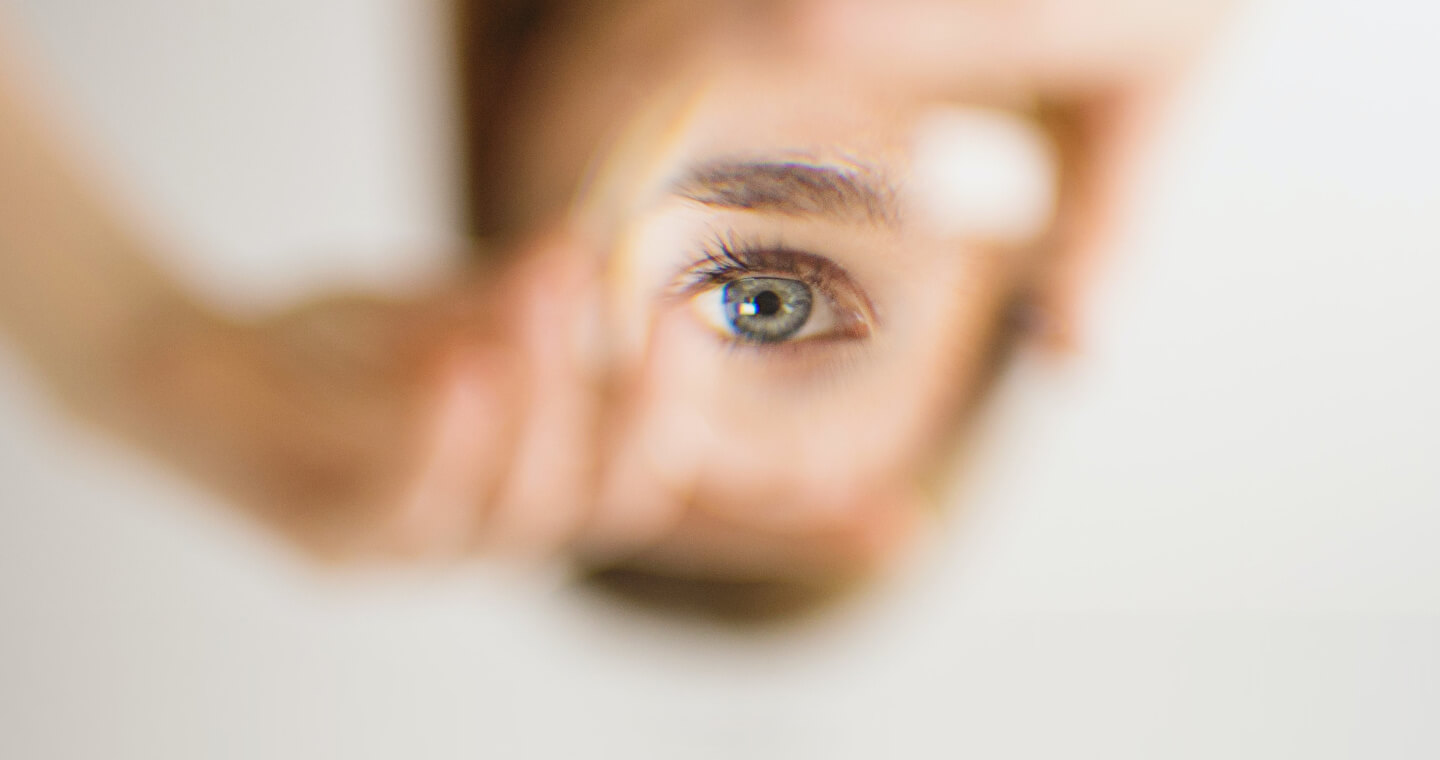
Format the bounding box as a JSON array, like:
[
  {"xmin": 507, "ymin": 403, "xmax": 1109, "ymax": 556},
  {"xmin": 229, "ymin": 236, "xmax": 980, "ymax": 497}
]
[{"xmin": 674, "ymin": 235, "xmax": 875, "ymax": 346}]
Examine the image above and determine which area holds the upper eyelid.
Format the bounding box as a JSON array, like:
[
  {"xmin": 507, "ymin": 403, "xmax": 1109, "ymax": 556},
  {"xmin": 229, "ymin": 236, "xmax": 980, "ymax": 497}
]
[{"xmin": 675, "ymin": 235, "xmax": 829, "ymax": 290}]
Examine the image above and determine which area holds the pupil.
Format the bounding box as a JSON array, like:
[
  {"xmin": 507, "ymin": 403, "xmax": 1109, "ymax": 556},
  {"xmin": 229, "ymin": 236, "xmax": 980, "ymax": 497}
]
[{"xmin": 753, "ymin": 290, "xmax": 782, "ymax": 317}]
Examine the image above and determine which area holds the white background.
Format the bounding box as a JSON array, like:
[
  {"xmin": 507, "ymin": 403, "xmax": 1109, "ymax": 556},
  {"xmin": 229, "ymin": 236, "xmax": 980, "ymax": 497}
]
[{"xmin": 1, "ymin": 0, "xmax": 1437, "ymax": 757}]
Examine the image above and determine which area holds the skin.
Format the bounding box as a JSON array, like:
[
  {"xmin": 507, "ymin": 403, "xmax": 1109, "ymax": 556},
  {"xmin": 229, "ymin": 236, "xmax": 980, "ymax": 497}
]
[{"xmin": 0, "ymin": 1, "xmax": 1230, "ymax": 598}]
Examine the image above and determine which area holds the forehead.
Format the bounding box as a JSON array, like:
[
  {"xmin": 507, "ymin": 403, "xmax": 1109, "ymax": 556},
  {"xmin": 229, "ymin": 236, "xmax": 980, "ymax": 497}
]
[{"xmin": 675, "ymin": 69, "xmax": 919, "ymax": 172}]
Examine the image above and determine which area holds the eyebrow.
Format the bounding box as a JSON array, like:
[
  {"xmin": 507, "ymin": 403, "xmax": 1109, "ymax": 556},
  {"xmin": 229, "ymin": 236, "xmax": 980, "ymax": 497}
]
[{"xmin": 671, "ymin": 160, "xmax": 897, "ymax": 226}]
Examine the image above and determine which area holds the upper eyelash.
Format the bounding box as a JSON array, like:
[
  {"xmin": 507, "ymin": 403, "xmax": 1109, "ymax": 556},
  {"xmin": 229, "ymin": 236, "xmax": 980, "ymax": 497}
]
[
  {"xmin": 675, "ymin": 232, "xmax": 828, "ymax": 295},
  {"xmin": 679, "ymin": 233, "xmax": 773, "ymax": 289}
]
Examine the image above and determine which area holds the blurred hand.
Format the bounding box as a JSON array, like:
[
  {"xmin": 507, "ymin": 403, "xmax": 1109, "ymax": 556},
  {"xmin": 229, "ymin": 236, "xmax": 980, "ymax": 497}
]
[
  {"xmin": 124, "ymin": 238, "xmax": 599, "ymax": 562},
  {"xmin": 467, "ymin": 0, "xmax": 1237, "ymax": 588}
]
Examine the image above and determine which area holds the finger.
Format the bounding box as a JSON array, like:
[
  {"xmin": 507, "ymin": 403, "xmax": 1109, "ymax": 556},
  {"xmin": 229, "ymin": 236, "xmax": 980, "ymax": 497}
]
[
  {"xmin": 477, "ymin": 236, "xmax": 602, "ymax": 558},
  {"xmin": 788, "ymin": 0, "xmax": 1232, "ymax": 99},
  {"xmin": 579, "ymin": 353, "xmax": 707, "ymax": 565},
  {"xmin": 388, "ymin": 347, "xmax": 516, "ymax": 558}
]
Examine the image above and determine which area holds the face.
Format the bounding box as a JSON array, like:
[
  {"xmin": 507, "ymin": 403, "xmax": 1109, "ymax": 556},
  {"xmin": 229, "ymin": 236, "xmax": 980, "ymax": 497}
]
[{"xmin": 489, "ymin": 2, "xmax": 1061, "ymax": 595}]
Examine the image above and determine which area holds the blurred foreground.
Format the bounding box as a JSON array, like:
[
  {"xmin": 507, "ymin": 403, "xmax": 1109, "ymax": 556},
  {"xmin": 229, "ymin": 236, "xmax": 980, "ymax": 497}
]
[{"xmin": 2, "ymin": 0, "xmax": 1439, "ymax": 757}]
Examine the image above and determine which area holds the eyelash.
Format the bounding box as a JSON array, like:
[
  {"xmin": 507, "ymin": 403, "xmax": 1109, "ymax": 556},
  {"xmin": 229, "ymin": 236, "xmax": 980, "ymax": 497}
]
[
  {"xmin": 674, "ymin": 232, "xmax": 852, "ymax": 297},
  {"xmin": 670, "ymin": 231, "xmax": 876, "ymax": 347}
]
